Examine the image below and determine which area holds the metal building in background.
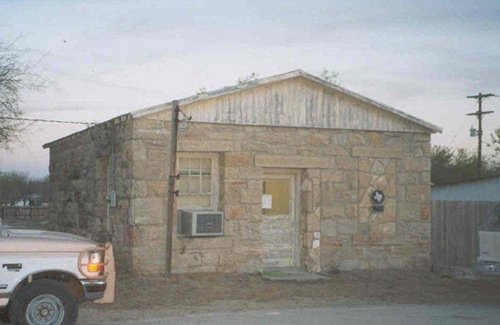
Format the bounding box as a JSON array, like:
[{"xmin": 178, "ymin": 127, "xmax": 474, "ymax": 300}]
[{"xmin": 432, "ymin": 175, "xmax": 500, "ymax": 202}]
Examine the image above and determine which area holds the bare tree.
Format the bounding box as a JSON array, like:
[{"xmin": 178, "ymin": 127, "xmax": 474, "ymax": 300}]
[
  {"xmin": 0, "ymin": 40, "xmax": 45, "ymax": 149},
  {"xmin": 0, "ymin": 171, "xmax": 49, "ymax": 206}
]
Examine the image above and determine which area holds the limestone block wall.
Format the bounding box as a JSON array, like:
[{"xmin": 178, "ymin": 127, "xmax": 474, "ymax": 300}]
[
  {"xmin": 125, "ymin": 118, "xmax": 170, "ymax": 274},
  {"xmin": 47, "ymin": 116, "xmax": 135, "ymax": 270},
  {"xmin": 127, "ymin": 115, "xmax": 431, "ymax": 274},
  {"xmin": 48, "ymin": 113, "xmax": 431, "ymax": 275},
  {"xmin": 319, "ymin": 132, "xmax": 432, "ymax": 271}
]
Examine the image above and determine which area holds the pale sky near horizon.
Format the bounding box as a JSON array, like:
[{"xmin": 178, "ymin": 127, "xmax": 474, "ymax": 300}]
[{"xmin": 0, "ymin": 0, "xmax": 499, "ymax": 178}]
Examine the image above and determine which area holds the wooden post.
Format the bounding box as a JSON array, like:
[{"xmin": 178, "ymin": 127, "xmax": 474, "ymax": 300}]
[
  {"xmin": 165, "ymin": 100, "xmax": 180, "ymax": 276},
  {"xmin": 477, "ymin": 94, "xmax": 483, "ymax": 177},
  {"xmin": 466, "ymin": 92, "xmax": 496, "ymax": 177}
]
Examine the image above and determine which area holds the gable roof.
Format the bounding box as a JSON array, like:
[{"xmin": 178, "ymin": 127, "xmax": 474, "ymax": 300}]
[
  {"xmin": 132, "ymin": 69, "xmax": 442, "ymax": 133},
  {"xmin": 44, "ymin": 69, "xmax": 442, "ymax": 149}
]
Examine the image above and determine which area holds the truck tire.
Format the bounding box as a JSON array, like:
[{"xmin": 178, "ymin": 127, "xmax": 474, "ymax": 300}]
[
  {"xmin": 9, "ymin": 279, "xmax": 78, "ymax": 325},
  {"xmin": 0, "ymin": 307, "xmax": 9, "ymax": 323}
]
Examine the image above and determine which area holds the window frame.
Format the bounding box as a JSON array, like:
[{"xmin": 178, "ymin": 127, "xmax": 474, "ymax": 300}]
[{"xmin": 176, "ymin": 152, "xmax": 219, "ymax": 211}]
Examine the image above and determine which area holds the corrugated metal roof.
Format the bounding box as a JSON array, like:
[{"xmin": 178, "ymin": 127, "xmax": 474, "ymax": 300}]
[{"xmin": 432, "ymin": 176, "xmax": 500, "ymax": 202}]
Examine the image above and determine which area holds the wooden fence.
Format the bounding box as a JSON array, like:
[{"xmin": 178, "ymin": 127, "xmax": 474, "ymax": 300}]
[
  {"xmin": 0, "ymin": 206, "xmax": 50, "ymax": 229},
  {"xmin": 431, "ymin": 200, "xmax": 499, "ymax": 273}
]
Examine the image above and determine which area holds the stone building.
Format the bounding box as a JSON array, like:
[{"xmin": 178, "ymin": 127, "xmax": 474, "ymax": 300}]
[{"xmin": 43, "ymin": 70, "xmax": 441, "ymax": 274}]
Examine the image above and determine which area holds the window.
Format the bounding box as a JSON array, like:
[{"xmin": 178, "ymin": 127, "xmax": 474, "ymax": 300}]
[{"xmin": 177, "ymin": 153, "xmax": 218, "ymax": 210}]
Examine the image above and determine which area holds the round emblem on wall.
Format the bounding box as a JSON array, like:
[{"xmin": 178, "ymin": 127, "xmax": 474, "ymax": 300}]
[{"xmin": 371, "ymin": 190, "xmax": 385, "ymax": 205}]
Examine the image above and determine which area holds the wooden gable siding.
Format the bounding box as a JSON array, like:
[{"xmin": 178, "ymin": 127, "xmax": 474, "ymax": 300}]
[{"xmin": 145, "ymin": 77, "xmax": 428, "ymax": 133}]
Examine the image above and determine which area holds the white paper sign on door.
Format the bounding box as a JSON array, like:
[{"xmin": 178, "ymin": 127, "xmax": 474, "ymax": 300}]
[{"xmin": 262, "ymin": 194, "xmax": 272, "ymax": 209}]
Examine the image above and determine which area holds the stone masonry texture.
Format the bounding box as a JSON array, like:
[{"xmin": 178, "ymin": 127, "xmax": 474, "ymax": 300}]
[{"xmin": 48, "ymin": 114, "xmax": 432, "ymax": 275}]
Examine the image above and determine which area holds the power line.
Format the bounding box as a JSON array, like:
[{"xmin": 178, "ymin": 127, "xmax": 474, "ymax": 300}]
[
  {"xmin": 466, "ymin": 92, "xmax": 497, "ymax": 177},
  {"xmin": 0, "ymin": 116, "xmax": 97, "ymax": 126}
]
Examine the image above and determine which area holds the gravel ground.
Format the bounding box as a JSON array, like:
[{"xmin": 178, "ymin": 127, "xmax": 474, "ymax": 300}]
[
  {"xmin": 84, "ymin": 269, "xmax": 500, "ymax": 313},
  {"xmin": 3, "ymin": 270, "xmax": 499, "ymax": 324}
]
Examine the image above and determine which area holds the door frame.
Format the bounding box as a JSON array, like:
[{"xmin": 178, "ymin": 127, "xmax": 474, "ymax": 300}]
[{"xmin": 262, "ymin": 169, "xmax": 301, "ymax": 267}]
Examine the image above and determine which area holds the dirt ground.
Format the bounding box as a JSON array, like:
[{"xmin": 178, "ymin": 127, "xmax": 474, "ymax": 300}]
[{"xmin": 85, "ymin": 269, "xmax": 500, "ymax": 315}]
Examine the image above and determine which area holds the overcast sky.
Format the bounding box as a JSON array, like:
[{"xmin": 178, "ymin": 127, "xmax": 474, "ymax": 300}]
[{"xmin": 1, "ymin": 0, "xmax": 499, "ymax": 178}]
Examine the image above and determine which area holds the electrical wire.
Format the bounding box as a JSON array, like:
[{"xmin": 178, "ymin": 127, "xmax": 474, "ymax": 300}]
[{"xmin": 0, "ymin": 116, "xmax": 97, "ymax": 125}]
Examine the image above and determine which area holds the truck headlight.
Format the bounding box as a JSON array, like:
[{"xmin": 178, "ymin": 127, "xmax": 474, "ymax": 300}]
[{"xmin": 79, "ymin": 248, "xmax": 104, "ymax": 278}]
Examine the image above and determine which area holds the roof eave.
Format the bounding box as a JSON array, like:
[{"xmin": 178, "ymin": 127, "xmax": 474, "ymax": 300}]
[
  {"xmin": 131, "ymin": 70, "xmax": 305, "ymax": 118},
  {"xmin": 42, "ymin": 113, "xmax": 131, "ymax": 149},
  {"xmin": 294, "ymin": 70, "xmax": 443, "ymax": 133},
  {"xmin": 131, "ymin": 69, "xmax": 442, "ymax": 133}
]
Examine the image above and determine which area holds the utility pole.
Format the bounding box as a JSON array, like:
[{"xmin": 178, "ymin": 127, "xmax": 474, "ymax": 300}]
[
  {"xmin": 165, "ymin": 100, "xmax": 180, "ymax": 276},
  {"xmin": 466, "ymin": 92, "xmax": 496, "ymax": 177}
]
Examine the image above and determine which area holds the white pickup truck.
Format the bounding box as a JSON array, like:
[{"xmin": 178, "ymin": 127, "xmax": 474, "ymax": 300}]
[{"xmin": 0, "ymin": 226, "xmax": 115, "ymax": 325}]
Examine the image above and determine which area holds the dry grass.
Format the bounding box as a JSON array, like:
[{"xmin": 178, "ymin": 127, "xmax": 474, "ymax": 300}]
[{"xmin": 87, "ymin": 270, "xmax": 500, "ymax": 312}]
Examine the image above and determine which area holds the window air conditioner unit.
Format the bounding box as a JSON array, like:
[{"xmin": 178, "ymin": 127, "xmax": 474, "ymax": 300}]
[{"xmin": 177, "ymin": 210, "xmax": 224, "ymax": 236}]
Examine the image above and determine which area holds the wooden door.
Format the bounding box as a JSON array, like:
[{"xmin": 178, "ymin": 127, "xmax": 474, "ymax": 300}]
[{"xmin": 262, "ymin": 174, "xmax": 298, "ymax": 267}]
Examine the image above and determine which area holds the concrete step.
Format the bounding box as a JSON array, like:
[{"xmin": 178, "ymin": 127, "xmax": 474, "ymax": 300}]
[{"xmin": 262, "ymin": 267, "xmax": 328, "ymax": 281}]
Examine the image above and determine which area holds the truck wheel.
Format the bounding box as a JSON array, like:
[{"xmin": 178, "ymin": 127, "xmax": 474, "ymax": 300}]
[
  {"xmin": 0, "ymin": 307, "xmax": 9, "ymax": 323},
  {"xmin": 9, "ymin": 279, "xmax": 78, "ymax": 325}
]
